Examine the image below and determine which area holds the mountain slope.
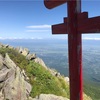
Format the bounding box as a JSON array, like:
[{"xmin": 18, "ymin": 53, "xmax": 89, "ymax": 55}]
[{"xmin": 0, "ymin": 43, "xmax": 92, "ymax": 100}]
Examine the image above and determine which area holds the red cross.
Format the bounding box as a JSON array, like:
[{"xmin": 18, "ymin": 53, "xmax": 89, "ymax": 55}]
[{"xmin": 44, "ymin": 0, "xmax": 100, "ymax": 100}]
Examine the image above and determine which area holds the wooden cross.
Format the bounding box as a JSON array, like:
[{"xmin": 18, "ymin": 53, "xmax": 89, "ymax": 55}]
[{"xmin": 44, "ymin": 0, "xmax": 100, "ymax": 100}]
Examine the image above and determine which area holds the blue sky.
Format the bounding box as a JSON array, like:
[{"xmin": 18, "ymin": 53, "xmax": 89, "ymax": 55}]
[{"xmin": 0, "ymin": 0, "xmax": 100, "ymax": 39}]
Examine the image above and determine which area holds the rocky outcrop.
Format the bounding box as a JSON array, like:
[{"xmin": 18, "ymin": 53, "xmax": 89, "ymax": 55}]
[
  {"xmin": 34, "ymin": 57, "xmax": 47, "ymax": 69},
  {"xmin": 33, "ymin": 94, "xmax": 69, "ymax": 100},
  {"xmin": 0, "ymin": 43, "xmax": 13, "ymax": 49},
  {"xmin": 0, "ymin": 43, "xmax": 92, "ymax": 100},
  {"xmin": 48, "ymin": 68, "xmax": 61, "ymax": 77},
  {"xmin": 15, "ymin": 47, "xmax": 29, "ymax": 56},
  {"xmin": 21, "ymin": 48, "xmax": 29, "ymax": 56},
  {"xmin": 26, "ymin": 53, "xmax": 36, "ymax": 60},
  {"xmin": 0, "ymin": 43, "xmax": 70, "ymax": 100},
  {"xmin": 15, "ymin": 47, "xmax": 36, "ymax": 60},
  {"xmin": 64, "ymin": 77, "xmax": 69, "ymax": 83},
  {"xmin": 0, "ymin": 53, "xmax": 32, "ymax": 100},
  {"xmin": 0, "ymin": 49, "xmax": 70, "ymax": 100},
  {"xmin": 0, "ymin": 55, "xmax": 4, "ymax": 70}
]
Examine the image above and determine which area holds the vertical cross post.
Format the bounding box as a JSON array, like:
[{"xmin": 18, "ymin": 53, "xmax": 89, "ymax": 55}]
[
  {"xmin": 44, "ymin": 0, "xmax": 100, "ymax": 100},
  {"xmin": 68, "ymin": 1, "xmax": 83, "ymax": 100}
]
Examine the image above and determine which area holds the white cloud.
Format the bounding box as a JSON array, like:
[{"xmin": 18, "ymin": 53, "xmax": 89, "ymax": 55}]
[
  {"xmin": 26, "ymin": 25, "xmax": 51, "ymax": 29},
  {"xmin": 83, "ymin": 37, "xmax": 100, "ymax": 40},
  {"xmin": 0, "ymin": 37, "xmax": 43, "ymax": 40},
  {"xmin": 26, "ymin": 29, "xmax": 50, "ymax": 32},
  {"xmin": 26, "ymin": 24, "xmax": 51, "ymax": 33},
  {"xmin": 0, "ymin": 37, "xmax": 3, "ymax": 39}
]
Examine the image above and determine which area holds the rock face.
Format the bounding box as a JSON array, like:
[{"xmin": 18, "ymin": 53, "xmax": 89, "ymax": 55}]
[
  {"xmin": 21, "ymin": 48, "xmax": 29, "ymax": 56},
  {"xmin": 0, "ymin": 53, "xmax": 32, "ymax": 100},
  {"xmin": 34, "ymin": 57, "xmax": 47, "ymax": 69},
  {"xmin": 15, "ymin": 47, "xmax": 29, "ymax": 56},
  {"xmin": 0, "ymin": 44, "xmax": 70, "ymax": 100},
  {"xmin": 26, "ymin": 53, "xmax": 36, "ymax": 60},
  {"xmin": 0, "ymin": 43, "xmax": 92, "ymax": 100},
  {"xmin": 33, "ymin": 94, "xmax": 69, "ymax": 100},
  {"xmin": 0, "ymin": 48, "xmax": 70, "ymax": 100}
]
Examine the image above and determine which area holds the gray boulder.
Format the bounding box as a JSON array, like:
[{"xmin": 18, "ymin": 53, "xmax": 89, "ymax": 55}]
[
  {"xmin": 15, "ymin": 47, "xmax": 29, "ymax": 56},
  {"xmin": 4, "ymin": 53, "xmax": 16, "ymax": 69},
  {"xmin": 21, "ymin": 48, "xmax": 29, "ymax": 56},
  {"xmin": 4, "ymin": 44, "xmax": 9, "ymax": 48},
  {"xmin": 2, "ymin": 67, "xmax": 31, "ymax": 100},
  {"xmin": 33, "ymin": 94, "xmax": 69, "ymax": 100},
  {"xmin": 48, "ymin": 68, "xmax": 61, "ymax": 77},
  {"xmin": 26, "ymin": 53, "xmax": 36, "ymax": 60},
  {"xmin": 34, "ymin": 57, "xmax": 47, "ymax": 69},
  {"xmin": 15, "ymin": 47, "xmax": 23, "ymax": 53},
  {"xmin": 0, "ymin": 55, "xmax": 4, "ymax": 70},
  {"xmin": 64, "ymin": 77, "xmax": 69, "ymax": 83},
  {"xmin": 0, "ymin": 54, "xmax": 32, "ymax": 100}
]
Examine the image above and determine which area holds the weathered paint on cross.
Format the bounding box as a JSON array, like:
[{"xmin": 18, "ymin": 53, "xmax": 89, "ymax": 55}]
[
  {"xmin": 67, "ymin": 1, "xmax": 83, "ymax": 100},
  {"xmin": 44, "ymin": 0, "xmax": 100, "ymax": 100},
  {"xmin": 44, "ymin": 1, "xmax": 83, "ymax": 100},
  {"xmin": 52, "ymin": 12, "xmax": 100, "ymax": 34}
]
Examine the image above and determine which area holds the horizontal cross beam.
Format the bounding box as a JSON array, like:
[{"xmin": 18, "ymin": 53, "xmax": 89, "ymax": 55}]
[
  {"xmin": 79, "ymin": 16, "xmax": 100, "ymax": 33},
  {"xmin": 52, "ymin": 23, "xmax": 66, "ymax": 34},
  {"xmin": 44, "ymin": 0, "xmax": 67, "ymax": 9},
  {"xmin": 64, "ymin": 12, "xmax": 88, "ymax": 23},
  {"xmin": 52, "ymin": 14, "xmax": 100, "ymax": 34},
  {"xmin": 52, "ymin": 12, "xmax": 89, "ymax": 34}
]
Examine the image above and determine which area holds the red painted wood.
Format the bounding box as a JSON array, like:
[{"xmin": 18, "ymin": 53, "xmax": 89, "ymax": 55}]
[
  {"xmin": 44, "ymin": 1, "xmax": 100, "ymax": 100},
  {"xmin": 81, "ymin": 24, "xmax": 100, "ymax": 33},
  {"xmin": 64, "ymin": 12, "xmax": 88, "ymax": 23},
  {"xmin": 52, "ymin": 16, "xmax": 100, "ymax": 34},
  {"xmin": 52, "ymin": 23, "xmax": 67, "ymax": 34},
  {"xmin": 52, "ymin": 12, "xmax": 89, "ymax": 34},
  {"xmin": 44, "ymin": 0, "xmax": 67, "ymax": 9},
  {"xmin": 67, "ymin": 1, "xmax": 83, "ymax": 100},
  {"xmin": 79, "ymin": 16, "xmax": 100, "ymax": 33}
]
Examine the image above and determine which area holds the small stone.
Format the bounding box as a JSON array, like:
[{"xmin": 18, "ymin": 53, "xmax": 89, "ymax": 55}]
[
  {"xmin": 64, "ymin": 77, "xmax": 69, "ymax": 83},
  {"xmin": 26, "ymin": 53, "xmax": 36, "ymax": 60},
  {"xmin": 34, "ymin": 57, "xmax": 47, "ymax": 69},
  {"xmin": 21, "ymin": 48, "xmax": 29, "ymax": 56},
  {"xmin": 33, "ymin": 94, "xmax": 69, "ymax": 100}
]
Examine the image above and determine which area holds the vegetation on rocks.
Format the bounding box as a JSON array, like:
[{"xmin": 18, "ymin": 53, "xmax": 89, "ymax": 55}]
[
  {"xmin": 84, "ymin": 82, "xmax": 100, "ymax": 100},
  {"xmin": 0, "ymin": 46, "xmax": 92, "ymax": 100},
  {"xmin": 0, "ymin": 47, "xmax": 69, "ymax": 98}
]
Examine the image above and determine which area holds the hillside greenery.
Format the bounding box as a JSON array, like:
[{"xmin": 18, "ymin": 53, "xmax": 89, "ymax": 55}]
[
  {"xmin": 0, "ymin": 47, "xmax": 93, "ymax": 100},
  {"xmin": 0, "ymin": 47, "xmax": 69, "ymax": 98},
  {"xmin": 84, "ymin": 81, "xmax": 100, "ymax": 100}
]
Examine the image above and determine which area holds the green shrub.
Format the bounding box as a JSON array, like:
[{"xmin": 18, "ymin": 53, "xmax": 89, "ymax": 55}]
[{"xmin": 84, "ymin": 82, "xmax": 100, "ymax": 100}]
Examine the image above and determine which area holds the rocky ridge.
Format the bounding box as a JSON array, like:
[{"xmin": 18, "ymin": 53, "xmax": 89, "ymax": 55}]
[
  {"xmin": 0, "ymin": 43, "xmax": 70, "ymax": 100},
  {"xmin": 0, "ymin": 43, "xmax": 92, "ymax": 100}
]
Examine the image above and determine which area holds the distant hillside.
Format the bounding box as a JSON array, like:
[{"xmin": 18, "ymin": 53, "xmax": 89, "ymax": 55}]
[{"xmin": 0, "ymin": 43, "xmax": 92, "ymax": 100}]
